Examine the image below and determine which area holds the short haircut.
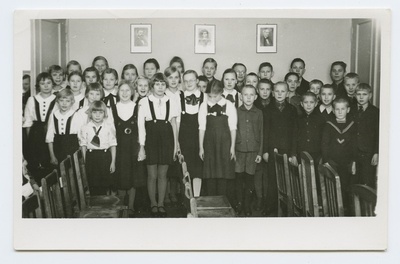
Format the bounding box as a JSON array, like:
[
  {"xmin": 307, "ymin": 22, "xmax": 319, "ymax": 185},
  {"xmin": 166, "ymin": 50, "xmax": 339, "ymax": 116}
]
[
  {"xmin": 284, "ymin": 72, "xmax": 299, "ymax": 81},
  {"xmin": 66, "ymin": 60, "xmax": 82, "ymax": 73},
  {"xmin": 320, "ymin": 84, "xmax": 335, "ymax": 94},
  {"xmin": 309, "ymin": 79, "xmax": 323, "ymax": 88},
  {"xmin": 209, "ymin": 80, "xmax": 223, "ymax": 95},
  {"xmin": 246, "ymin": 72, "xmax": 259, "ymax": 79},
  {"xmin": 68, "ymin": 71, "xmax": 83, "ymax": 82},
  {"xmin": 48, "ymin": 65, "xmax": 64, "ymax": 75},
  {"xmin": 144, "ymin": 58, "xmax": 160, "ymax": 70},
  {"xmin": 164, "ymin": 66, "xmax": 181, "ymax": 80},
  {"xmin": 257, "ymin": 78, "xmax": 274, "ymax": 89},
  {"xmin": 102, "ymin": 68, "xmax": 119, "ymax": 80},
  {"xmin": 83, "ymin": 67, "xmax": 101, "ymax": 82},
  {"xmin": 202, "ymin": 58, "xmax": 217, "ymax": 68},
  {"xmin": 344, "ymin": 72, "xmax": 360, "ymax": 83},
  {"xmin": 35, "ymin": 72, "xmax": 52, "ymax": 91},
  {"xmin": 134, "ymin": 75, "xmax": 150, "ymax": 90},
  {"xmin": 221, "ymin": 68, "xmax": 237, "ymax": 83},
  {"xmin": 330, "ymin": 61, "xmax": 347, "ymax": 72},
  {"xmin": 183, "ymin": 69, "xmax": 198, "ymax": 80},
  {"xmin": 169, "ymin": 56, "xmax": 185, "ymax": 72},
  {"xmin": 56, "ymin": 88, "xmax": 75, "ymax": 103},
  {"xmin": 258, "ymin": 62, "xmax": 273, "ymax": 72},
  {"xmin": 242, "ymin": 84, "xmax": 257, "ymax": 94},
  {"xmin": 23, "ymin": 74, "xmax": 30, "ymax": 81},
  {"xmin": 151, "ymin": 72, "xmax": 168, "ymax": 88},
  {"xmin": 92, "ymin": 56, "xmax": 109, "ymax": 68},
  {"xmin": 290, "ymin": 58, "xmax": 306, "ymax": 68},
  {"xmin": 85, "ymin": 82, "xmax": 105, "ymax": 99},
  {"xmin": 121, "ymin": 64, "xmax": 138, "ymax": 79},
  {"xmin": 87, "ymin": 100, "xmax": 108, "ymax": 118},
  {"xmin": 356, "ymin": 83, "xmax": 373, "ymax": 94},
  {"xmin": 198, "ymin": 75, "xmax": 209, "ymax": 83},
  {"xmin": 332, "ymin": 97, "xmax": 349, "ymax": 108},
  {"xmin": 301, "ymin": 91, "xmax": 317, "ymax": 102},
  {"xmin": 274, "ymin": 81, "xmax": 288, "ymax": 91},
  {"xmin": 232, "ymin": 63, "xmax": 247, "ymax": 72},
  {"xmin": 118, "ymin": 79, "xmax": 135, "ymax": 94}
]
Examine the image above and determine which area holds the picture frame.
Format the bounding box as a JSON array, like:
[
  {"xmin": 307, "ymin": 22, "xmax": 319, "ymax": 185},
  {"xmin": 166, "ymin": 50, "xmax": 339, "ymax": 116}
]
[
  {"xmin": 256, "ymin": 24, "xmax": 277, "ymax": 53},
  {"xmin": 130, "ymin": 24, "xmax": 152, "ymax": 53},
  {"xmin": 194, "ymin": 24, "xmax": 216, "ymax": 54}
]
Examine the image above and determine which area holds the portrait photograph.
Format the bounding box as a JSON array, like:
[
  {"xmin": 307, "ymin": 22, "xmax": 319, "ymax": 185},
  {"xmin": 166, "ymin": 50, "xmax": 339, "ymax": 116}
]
[
  {"xmin": 130, "ymin": 24, "xmax": 151, "ymax": 53},
  {"xmin": 194, "ymin": 24, "xmax": 215, "ymax": 54},
  {"xmin": 257, "ymin": 24, "xmax": 277, "ymax": 53}
]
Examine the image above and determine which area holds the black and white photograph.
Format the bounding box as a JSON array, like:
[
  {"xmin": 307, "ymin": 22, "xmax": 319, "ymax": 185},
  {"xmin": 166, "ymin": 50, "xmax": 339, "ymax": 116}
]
[
  {"xmin": 13, "ymin": 9, "xmax": 391, "ymax": 251},
  {"xmin": 194, "ymin": 24, "xmax": 215, "ymax": 54},
  {"xmin": 257, "ymin": 24, "xmax": 277, "ymax": 53}
]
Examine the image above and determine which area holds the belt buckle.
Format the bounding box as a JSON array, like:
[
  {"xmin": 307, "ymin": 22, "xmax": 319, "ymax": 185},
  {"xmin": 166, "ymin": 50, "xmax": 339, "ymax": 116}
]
[{"xmin": 124, "ymin": 128, "xmax": 132, "ymax": 134}]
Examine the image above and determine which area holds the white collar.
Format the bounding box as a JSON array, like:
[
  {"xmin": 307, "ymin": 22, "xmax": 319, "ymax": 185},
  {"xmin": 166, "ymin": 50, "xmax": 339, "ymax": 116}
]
[
  {"xmin": 148, "ymin": 94, "xmax": 169, "ymax": 103},
  {"xmin": 54, "ymin": 108, "xmax": 75, "ymax": 119},
  {"xmin": 35, "ymin": 93, "xmax": 55, "ymax": 102},
  {"xmin": 184, "ymin": 89, "xmax": 201, "ymax": 97},
  {"xmin": 320, "ymin": 104, "xmax": 333, "ymax": 113},
  {"xmin": 103, "ymin": 88, "xmax": 118, "ymax": 97},
  {"xmin": 223, "ymin": 89, "xmax": 237, "ymax": 96},
  {"xmin": 207, "ymin": 97, "xmax": 227, "ymax": 107}
]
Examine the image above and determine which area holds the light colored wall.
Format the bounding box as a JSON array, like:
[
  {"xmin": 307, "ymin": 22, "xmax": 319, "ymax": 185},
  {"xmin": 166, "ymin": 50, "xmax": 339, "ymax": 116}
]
[{"xmin": 68, "ymin": 18, "xmax": 351, "ymax": 84}]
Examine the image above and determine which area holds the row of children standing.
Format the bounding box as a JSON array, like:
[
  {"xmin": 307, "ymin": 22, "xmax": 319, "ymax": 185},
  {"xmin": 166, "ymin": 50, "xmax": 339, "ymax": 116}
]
[{"xmin": 22, "ymin": 55, "xmax": 379, "ymax": 217}]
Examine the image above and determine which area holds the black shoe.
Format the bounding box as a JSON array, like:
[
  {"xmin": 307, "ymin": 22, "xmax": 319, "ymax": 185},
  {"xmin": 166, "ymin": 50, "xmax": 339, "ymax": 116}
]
[
  {"xmin": 150, "ymin": 206, "xmax": 158, "ymax": 217},
  {"xmin": 158, "ymin": 206, "xmax": 167, "ymax": 218}
]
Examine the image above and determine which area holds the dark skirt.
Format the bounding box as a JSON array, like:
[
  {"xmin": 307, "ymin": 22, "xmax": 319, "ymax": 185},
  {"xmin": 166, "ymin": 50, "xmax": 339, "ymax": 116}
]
[
  {"xmin": 85, "ymin": 149, "xmax": 113, "ymax": 190},
  {"xmin": 145, "ymin": 120, "xmax": 174, "ymax": 165},
  {"xmin": 53, "ymin": 134, "xmax": 79, "ymax": 162}
]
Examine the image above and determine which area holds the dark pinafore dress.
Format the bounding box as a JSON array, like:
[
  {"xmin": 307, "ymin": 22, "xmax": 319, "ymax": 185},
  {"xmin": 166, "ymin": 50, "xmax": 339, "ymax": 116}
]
[
  {"xmin": 203, "ymin": 103, "xmax": 235, "ymax": 180},
  {"xmin": 103, "ymin": 93, "xmax": 119, "ymax": 125},
  {"xmin": 115, "ymin": 104, "xmax": 143, "ymax": 190},
  {"xmin": 145, "ymin": 99, "xmax": 174, "ymax": 165},
  {"xmin": 26, "ymin": 97, "xmax": 56, "ymax": 173},
  {"xmin": 78, "ymin": 98, "xmax": 85, "ymax": 110},
  {"xmin": 52, "ymin": 113, "xmax": 79, "ymax": 162},
  {"xmin": 179, "ymin": 92, "xmax": 204, "ymax": 179}
]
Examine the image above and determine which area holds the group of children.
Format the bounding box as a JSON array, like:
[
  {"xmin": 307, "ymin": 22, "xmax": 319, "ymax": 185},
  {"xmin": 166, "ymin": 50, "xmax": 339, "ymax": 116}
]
[{"xmin": 22, "ymin": 56, "xmax": 379, "ymax": 217}]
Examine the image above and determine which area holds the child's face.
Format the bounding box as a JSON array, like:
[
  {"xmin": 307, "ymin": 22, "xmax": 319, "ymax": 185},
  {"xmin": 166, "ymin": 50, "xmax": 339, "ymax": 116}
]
[
  {"xmin": 91, "ymin": 110, "xmax": 105, "ymax": 124},
  {"xmin": 333, "ymin": 102, "xmax": 349, "ymax": 120},
  {"xmin": 69, "ymin": 75, "xmax": 83, "ymax": 93},
  {"xmin": 39, "ymin": 78, "xmax": 53, "ymax": 94},
  {"xmin": 51, "ymin": 71, "xmax": 64, "ymax": 86},
  {"xmin": 123, "ymin": 69, "xmax": 138, "ymax": 83},
  {"xmin": 257, "ymin": 83, "xmax": 272, "ymax": 100},
  {"xmin": 137, "ymin": 79, "xmax": 149, "ymax": 97},
  {"xmin": 87, "ymin": 90, "xmax": 101, "ymax": 103},
  {"xmin": 102, "ymin": 73, "xmax": 117, "ymax": 91},
  {"xmin": 208, "ymin": 92, "xmax": 222, "ymax": 105},
  {"xmin": 259, "ymin": 66, "xmax": 273, "ymax": 80},
  {"xmin": 241, "ymin": 87, "xmax": 257, "ymax": 107},
  {"xmin": 85, "ymin": 71, "xmax": 98, "ymax": 85},
  {"xmin": 234, "ymin": 65, "xmax": 246, "ymax": 82},
  {"xmin": 273, "ymin": 84, "xmax": 288, "ymax": 102},
  {"xmin": 94, "ymin": 59, "xmax": 107, "ymax": 75},
  {"xmin": 286, "ymin": 75, "xmax": 299, "ymax": 92},
  {"xmin": 152, "ymin": 81, "xmax": 167, "ymax": 97},
  {"xmin": 301, "ymin": 95, "xmax": 317, "ymax": 114},
  {"xmin": 22, "ymin": 78, "xmax": 30, "ymax": 92},
  {"xmin": 331, "ymin": 65, "xmax": 345, "ymax": 83},
  {"xmin": 68, "ymin": 65, "xmax": 81, "ymax": 74},
  {"xmin": 183, "ymin": 73, "xmax": 198, "ymax": 92},
  {"xmin": 167, "ymin": 71, "xmax": 180, "ymax": 89},
  {"xmin": 245, "ymin": 76, "xmax": 259, "ymax": 88},
  {"xmin": 309, "ymin": 84, "xmax": 321, "ymax": 96},
  {"xmin": 202, "ymin": 62, "xmax": 216, "ymax": 79},
  {"xmin": 356, "ymin": 89, "xmax": 372, "ymax": 106},
  {"xmin": 344, "ymin": 78, "xmax": 359, "ymax": 96},
  {"xmin": 320, "ymin": 88, "xmax": 335, "ymax": 106},
  {"xmin": 144, "ymin": 63, "xmax": 158, "ymax": 79},
  {"xmin": 118, "ymin": 84, "xmax": 133, "ymax": 102},
  {"xmin": 198, "ymin": 80, "xmax": 208, "ymax": 93},
  {"xmin": 223, "ymin": 72, "xmax": 237, "ymax": 91},
  {"xmin": 58, "ymin": 97, "xmax": 73, "ymax": 112},
  {"xmin": 290, "ymin": 62, "xmax": 305, "ymax": 78},
  {"xmin": 171, "ymin": 62, "xmax": 183, "ymax": 74}
]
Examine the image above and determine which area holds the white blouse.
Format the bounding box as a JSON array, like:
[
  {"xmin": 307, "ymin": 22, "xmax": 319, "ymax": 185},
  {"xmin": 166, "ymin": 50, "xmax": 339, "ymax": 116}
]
[
  {"xmin": 116, "ymin": 101, "xmax": 136, "ymax": 121},
  {"xmin": 78, "ymin": 121, "xmax": 117, "ymax": 150},
  {"xmin": 23, "ymin": 93, "xmax": 57, "ymax": 128},
  {"xmin": 45, "ymin": 109, "xmax": 82, "ymax": 143},
  {"xmin": 222, "ymin": 88, "xmax": 242, "ymax": 107}
]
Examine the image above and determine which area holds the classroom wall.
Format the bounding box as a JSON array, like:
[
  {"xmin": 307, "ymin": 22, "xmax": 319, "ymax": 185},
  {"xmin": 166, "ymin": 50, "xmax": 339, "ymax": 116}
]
[{"xmin": 68, "ymin": 18, "xmax": 352, "ymax": 84}]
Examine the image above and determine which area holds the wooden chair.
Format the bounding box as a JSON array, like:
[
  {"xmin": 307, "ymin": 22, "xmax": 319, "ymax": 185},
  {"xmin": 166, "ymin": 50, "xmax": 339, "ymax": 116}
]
[
  {"xmin": 22, "ymin": 190, "xmax": 43, "ymax": 218},
  {"xmin": 71, "ymin": 150, "xmax": 128, "ymax": 218},
  {"xmin": 300, "ymin": 152, "xmax": 320, "ymax": 217},
  {"xmin": 274, "ymin": 149, "xmax": 293, "ymax": 217},
  {"xmin": 41, "ymin": 169, "xmax": 65, "ymax": 218},
  {"xmin": 288, "ymin": 161, "xmax": 304, "ymax": 216},
  {"xmin": 350, "ymin": 184, "xmax": 377, "ymax": 216},
  {"xmin": 318, "ymin": 163, "xmax": 344, "ymax": 217}
]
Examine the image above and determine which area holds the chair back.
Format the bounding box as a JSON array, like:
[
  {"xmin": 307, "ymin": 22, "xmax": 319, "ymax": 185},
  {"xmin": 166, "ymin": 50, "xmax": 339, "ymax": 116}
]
[
  {"xmin": 60, "ymin": 156, "xmax": 80, "ymax": 217},
  {"xmin": 350, "ymin": 184, "xmax": 377, "ymax": 216},
  {"xmin": 22, "ymin": 190, "xmax": 42, "ymax": 218},
  {"xmin": 274, "ymin": 148, "xmax": 293, "ymax": 217},
  {"xmin": 41, "ymin": 169, "xmax": 65, "ymax": 218},
  {"xmin": 288, "ymin": 161, "xmax": 305, "ymax": 216},
  {"xmin": 318, "ymin": 163, "xmax": 344, "ymax": 217},
  {"xmin": 72, "ymin": 149, "xmax": 89, "ymax": 210},
  {"xmin": 300, "ymin": 152, "xmax": 320, "ymax": 217}
]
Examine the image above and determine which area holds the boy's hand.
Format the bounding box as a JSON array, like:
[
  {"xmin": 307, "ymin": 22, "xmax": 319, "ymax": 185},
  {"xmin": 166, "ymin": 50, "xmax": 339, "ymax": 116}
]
[
  {"xmin": 255, "ymin": 155, "xmax": 262, "ymax": 163},
  {"xmin": 290, "ymin": 156, "xmax": 298, "ymax": 166},
  {"xmin": 50, "ymin": 156, "xmax": 58, "ymax": 166},
  {"xmin": 230, "ymin": 147, "xmax": 236, "ymax": 161},
  {"xmin": 351, "ymin": 161, "xmax": 356, "ymax": 175},
  {"xmin": 199, "ymin": 148, "xmax": 204, "ymax": 161},
  {"xmin": 110, "ymin": 162, "xmax": 116, "ymax": 173},
  {"xmin": 371, "ymin": 154, "xmax": 379, "ymax": 166},
  {"xmin": 262, "ymin": 152, "xmax": 269, "ymax": 162}
]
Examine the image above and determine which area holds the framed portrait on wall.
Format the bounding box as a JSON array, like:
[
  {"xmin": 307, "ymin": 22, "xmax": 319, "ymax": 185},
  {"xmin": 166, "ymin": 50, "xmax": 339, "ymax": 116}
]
[
  {"xmin": 194, "ymin": 24, "xmax": 216, "ymax": 54},
  {"xmin": 130, "ymin": 24, "xmax": 151, "ymax": 53},
  {"xmin": 256, "ymin": 24, "xmax": 277, "ymax": 53}
]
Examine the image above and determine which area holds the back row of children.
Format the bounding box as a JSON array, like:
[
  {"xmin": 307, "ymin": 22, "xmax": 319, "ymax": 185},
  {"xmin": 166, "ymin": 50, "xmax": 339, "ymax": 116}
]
[{"xmin": 22, "ymin": 56, "xmax": 379, "ymax": 217}]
